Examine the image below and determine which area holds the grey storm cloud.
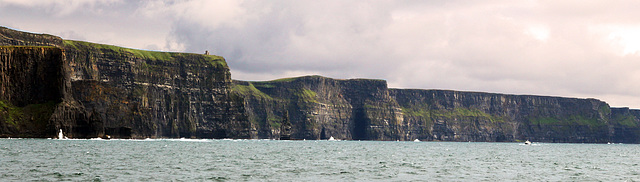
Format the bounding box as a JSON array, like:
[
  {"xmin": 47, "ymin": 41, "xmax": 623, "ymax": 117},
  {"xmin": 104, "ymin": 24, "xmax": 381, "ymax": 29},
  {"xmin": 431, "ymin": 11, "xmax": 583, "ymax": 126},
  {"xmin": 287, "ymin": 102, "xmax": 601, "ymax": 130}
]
[{"xmin": 2, "ymin": 0, "xmax": 640, "ymax": 108}]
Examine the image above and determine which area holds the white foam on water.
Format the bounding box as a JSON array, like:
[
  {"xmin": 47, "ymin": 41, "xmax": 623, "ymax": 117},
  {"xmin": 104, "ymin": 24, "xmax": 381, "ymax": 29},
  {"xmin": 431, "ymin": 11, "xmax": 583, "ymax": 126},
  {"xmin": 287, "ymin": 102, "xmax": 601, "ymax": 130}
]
[
  {"xmin": 58, "ymin": 129, "xmax": 64, "ymax": 139},
  {"xmin": 165, "ymin": 138, "xmax": 211, "ymax": 142}
]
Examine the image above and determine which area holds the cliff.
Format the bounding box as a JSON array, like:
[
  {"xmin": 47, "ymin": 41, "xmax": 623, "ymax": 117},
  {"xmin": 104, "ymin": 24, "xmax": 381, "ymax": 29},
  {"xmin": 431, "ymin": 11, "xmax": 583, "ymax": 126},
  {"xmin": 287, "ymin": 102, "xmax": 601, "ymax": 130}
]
[
  {"xmin": 233, "ymin": 76, "xmax": 403, "ymax": 140},
  {"xmin": 63, "ymin": 40, "xmax": 250, "ymax": 138},
  {"xmin": 2, "ymin": 26, "xmax": 640, "ymax": 143},
  {"xmin": 0, "ymin": 46, "xmax": 65, "ymax": 137},
  {"xmin": 0, "ymin": 26, "xmax": 251, "ymax": 139},
  {"xmin": 388, "ymin": 89, "xmax": 624, "ymax": 143},
  {"xmin": 609, "ymin": 107, "xmax": 640, "ymax": 143},
  {"xmin": 0, "ymin": 27, "xmax": 62, "ymax": 47},
  {"xmin": 234, "ymin": 76, "xmax": 640, "ymax": 143},
  {"xmin": 234, "ymin": 75, "xmax": 640, "ymax": 143}
]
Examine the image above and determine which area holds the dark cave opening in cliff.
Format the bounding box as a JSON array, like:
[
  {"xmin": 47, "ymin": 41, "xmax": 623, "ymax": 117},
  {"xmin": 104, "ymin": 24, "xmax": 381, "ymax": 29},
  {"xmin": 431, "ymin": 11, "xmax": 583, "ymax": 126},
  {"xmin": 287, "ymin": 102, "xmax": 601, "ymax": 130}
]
[
  {"xmin": 320, "ymin": 127, "xmax": 327, "ymax": 140},
  {"xmin": 352, "ymin": 108, "xmax": 368, "ymax": 140}
]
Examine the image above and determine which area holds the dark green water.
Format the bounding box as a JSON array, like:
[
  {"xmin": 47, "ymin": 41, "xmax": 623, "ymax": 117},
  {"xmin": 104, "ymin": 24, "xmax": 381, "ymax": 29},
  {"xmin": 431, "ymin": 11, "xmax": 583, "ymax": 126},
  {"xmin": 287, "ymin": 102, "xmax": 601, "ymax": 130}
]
[{"xmin": 1, "ymin": 139, "xmax": 639, "ymax": 181}]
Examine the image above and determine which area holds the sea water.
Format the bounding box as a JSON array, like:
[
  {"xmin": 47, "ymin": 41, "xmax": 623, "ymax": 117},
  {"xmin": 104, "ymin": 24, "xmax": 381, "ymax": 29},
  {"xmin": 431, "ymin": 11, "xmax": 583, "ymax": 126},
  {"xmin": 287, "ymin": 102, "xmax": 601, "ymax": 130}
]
[{"xmin": 1, "ymin": 139, "xmax": 639, "ymax": 181}]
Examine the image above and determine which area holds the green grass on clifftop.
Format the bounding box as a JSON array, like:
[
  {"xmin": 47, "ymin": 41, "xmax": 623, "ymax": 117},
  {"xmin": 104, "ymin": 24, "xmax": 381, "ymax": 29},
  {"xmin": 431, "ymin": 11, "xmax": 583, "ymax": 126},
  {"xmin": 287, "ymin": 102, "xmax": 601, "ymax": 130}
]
[
  {"xmin": 231, "ymin": 83, "xmax": 273, "ymax": 100},
  {"xmin": 294, "ymin": 89, "xmax": 318, "ymax": 103},
  {"xmin": 63, "ymin": 40, "xmax": 227, "ymax": 67},
  {"xmin": 266, "ymin": 75, "xmax": 326, "ymax": 83}
]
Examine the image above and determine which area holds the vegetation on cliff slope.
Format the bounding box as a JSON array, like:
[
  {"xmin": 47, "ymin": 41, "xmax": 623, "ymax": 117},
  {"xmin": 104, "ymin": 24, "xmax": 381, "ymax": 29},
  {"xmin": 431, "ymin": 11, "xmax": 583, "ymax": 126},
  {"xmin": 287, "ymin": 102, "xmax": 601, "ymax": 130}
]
[
  {"xmin": 63, "ymin": 40, "xmax": 227, "ymax": 67},
  {"xmin": 231, "ymin": 83, "xmax": 273, "ymax": 100},
  {"xmin": 0, "ymin": 100, "xmax": 56, "ymax": 136},
  {"xmin": 0, "ymin": 26, "xmax": 63, "ymax": 47},
  {"xmin": 527, "ymin": 116, "xmax": 604, "ymax": 127}
]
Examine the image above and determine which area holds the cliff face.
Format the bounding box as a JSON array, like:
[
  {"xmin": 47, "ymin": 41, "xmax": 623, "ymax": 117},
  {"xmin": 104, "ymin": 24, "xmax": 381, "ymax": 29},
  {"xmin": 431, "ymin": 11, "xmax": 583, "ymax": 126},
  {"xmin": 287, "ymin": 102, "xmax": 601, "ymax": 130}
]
[
  {"xmin": 609, "ymin": 108, "xmax": 640, "ymax": 143},
  {"xmin": 0, "ymin": 46, "xmax": 64, "ymax": 105},
  {"xmin": 235, "ymin": 75, "xmax": 636, "ymax": 143},
  {"xmin": 233, "ymin": 76, "xmax": 403, "ymax": 140},
  {"xmin": 389, "ymin": 89, "xmax": 639, "ymax": 143},
  {"xmin": 1, "ymin": 26, "xmax": 640, "ymax": 143},
  {"xmin": 0, "ymin": 26, "xmax": 250, "ymax": 139},
  {"xmin": 63, "ymin": 40, "xmax": 250, "ymax": 138},
  {"xmin": 234, "ymin": 76, "xmax": 640, "ymax": 143},
  {"xmin": 0, "ymin": 46, "xmax": 65, "ymax": 137}
]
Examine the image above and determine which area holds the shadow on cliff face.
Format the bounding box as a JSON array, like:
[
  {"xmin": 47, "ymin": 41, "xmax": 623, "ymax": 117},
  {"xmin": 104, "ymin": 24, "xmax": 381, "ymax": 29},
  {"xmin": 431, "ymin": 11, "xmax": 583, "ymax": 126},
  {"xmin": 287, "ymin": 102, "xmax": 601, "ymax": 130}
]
[{"xmin": 352, "ymin": 108, "xmax": 368, "ymax": 140}]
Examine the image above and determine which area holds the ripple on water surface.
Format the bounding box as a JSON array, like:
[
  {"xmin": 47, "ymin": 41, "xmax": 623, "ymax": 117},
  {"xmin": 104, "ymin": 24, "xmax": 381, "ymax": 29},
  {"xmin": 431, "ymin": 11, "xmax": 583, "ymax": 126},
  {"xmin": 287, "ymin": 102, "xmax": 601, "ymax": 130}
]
[{"xmin": 1, "ymin": 139, "xmax": 639, "ymax": 181}]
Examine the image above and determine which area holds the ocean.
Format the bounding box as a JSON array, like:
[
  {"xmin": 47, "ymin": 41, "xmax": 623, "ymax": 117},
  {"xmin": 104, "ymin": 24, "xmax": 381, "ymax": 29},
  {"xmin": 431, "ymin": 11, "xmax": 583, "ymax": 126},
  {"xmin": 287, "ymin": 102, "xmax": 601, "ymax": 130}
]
[{"xmin": 1, "ymin": 138, "xmax": 639, "ymax": 181}]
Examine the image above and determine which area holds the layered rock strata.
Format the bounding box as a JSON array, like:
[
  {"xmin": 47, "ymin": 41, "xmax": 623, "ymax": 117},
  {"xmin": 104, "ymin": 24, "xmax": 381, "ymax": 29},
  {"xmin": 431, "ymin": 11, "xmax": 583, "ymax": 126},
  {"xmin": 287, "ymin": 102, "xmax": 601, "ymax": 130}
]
[
  {"xmin": 1, "ymin": 26, "xmax": 640, "ymax": 143},
  {"xmin": 64, "ymin": 40, "xmax": 250, "ymax": 138},
  {"xmin": 235, "ymin": 76, "xmax": 640, "ymax": 143},
  {"xmin": 0, "ymin": 46, "xmax": 65, "ymax": 137},
  {"xmin": 388, "ymin": 89, "xmax": 633, "ymax": 143},
  {"xmin": 0, "ymin": 26, "xmax": 250, "ymax": 139},
  {"xmin": 233, "ymin": 76, "xmax": 403, "ymax": 140}
]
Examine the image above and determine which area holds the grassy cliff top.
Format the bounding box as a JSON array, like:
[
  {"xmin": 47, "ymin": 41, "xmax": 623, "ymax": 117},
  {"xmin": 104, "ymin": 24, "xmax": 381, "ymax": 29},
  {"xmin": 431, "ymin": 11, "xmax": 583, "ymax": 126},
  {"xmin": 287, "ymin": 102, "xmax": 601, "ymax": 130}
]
[
  {"xmin": 238, "ymin": 75, "xmax": 386, "ymax": 83},
  {"xmin": 63, "ymin": 40, "xmax": 227, "ymax": 67},
  {"xmin": 0, "ymin": 26, "xmax": 63, "ymax": 47}
]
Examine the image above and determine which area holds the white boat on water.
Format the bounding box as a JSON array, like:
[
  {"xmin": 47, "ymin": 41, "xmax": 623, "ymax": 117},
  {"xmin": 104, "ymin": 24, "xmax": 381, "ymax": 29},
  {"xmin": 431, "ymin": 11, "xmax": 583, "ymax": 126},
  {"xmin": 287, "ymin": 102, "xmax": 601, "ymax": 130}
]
[
  {"xmin": 524, "ymin": 140, "xmax": 531, "ymax": 145},
  {"xmin": 328, "ymin": 136, "xmax": 336, "ymax": 141},
  {"xmin": 414, "ymin": 139, "xmax": 420, "ymax": 142}
]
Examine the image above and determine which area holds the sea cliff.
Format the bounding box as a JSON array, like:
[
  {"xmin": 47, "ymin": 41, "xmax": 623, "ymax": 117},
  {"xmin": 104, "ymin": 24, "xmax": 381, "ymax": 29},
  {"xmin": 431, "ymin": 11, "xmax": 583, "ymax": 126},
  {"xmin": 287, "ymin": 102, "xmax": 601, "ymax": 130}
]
[
  {"xmin": 0, "ymin": 46, "xmax": 65, "ymax": 137},
  {"xmin": 389, "ymin": 89, "xmax": 637, "ymax": 143},
  {"xmin": 233, "ymin": 76, "xmax": 403, "ymax": 140},
  {"xmin": 0, "ymin": 26, "xmax": 250, "ymax": 139},
  {"xmin": 1, "ymin": 26, "xmax": 639, "ymax": 143},
  {"xmin": 234, "ymin": 76, "xmax": 640, "ymax": 143}
]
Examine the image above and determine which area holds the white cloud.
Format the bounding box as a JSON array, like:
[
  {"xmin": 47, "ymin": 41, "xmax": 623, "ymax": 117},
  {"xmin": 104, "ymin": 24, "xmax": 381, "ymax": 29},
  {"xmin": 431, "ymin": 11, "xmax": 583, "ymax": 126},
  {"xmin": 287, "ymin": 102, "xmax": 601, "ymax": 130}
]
[
  {"xmin": 0, "ymin": 0, "xmax": 123, "ymax": 16},
  {"xmin": 137, "ymin": 0, "xmax": 250, "ymax": 29},
  {"xmin": 601, "ymin": 25, "xmax": 640, "ymax": 55},
  {"xmin": 525, "ymin": 25, "xmax": 550, "ymax": 42}
]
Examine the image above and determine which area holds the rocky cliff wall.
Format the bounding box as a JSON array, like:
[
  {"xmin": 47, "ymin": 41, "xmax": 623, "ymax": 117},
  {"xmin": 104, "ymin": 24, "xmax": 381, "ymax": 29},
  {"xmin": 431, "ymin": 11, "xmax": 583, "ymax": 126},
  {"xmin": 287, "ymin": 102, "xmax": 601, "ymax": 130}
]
[
  {"xmin": 63, "ymin": 40, "xmax": 250, "ymax": 138},
  {"xmin": 0, "ymin": 46, "xmax": 65, "ymax": 137},
  {"xmin": 0, "ymin": 46, "xmax": 64, "ymax": 105},
  {"xmin": 0, "ymin": 26, "xmax": 250, "ymax": 139},
  {"xmin": 389, "ymin": 89, "xmax": 639, "ymax": 143},
  {"xmin": 233, "ymin": 76, "xmax": 403, "ymax": 140},
  {"xmin": 609, "ymin": 107, "xmax": 640, "ymax": 143},
  {"xmin": 2, "ymin": 26, "xmax": 639, "ymax": 143},
  {"xmin": 234, "ymin": 76, "xmax": 640, "ymax": 143}
]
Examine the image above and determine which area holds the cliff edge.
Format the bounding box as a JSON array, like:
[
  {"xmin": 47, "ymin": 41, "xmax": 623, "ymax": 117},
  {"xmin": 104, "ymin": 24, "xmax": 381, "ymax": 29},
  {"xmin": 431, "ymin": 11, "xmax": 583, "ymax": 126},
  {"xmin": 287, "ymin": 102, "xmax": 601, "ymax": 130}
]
[
  {"xmin": 1, "ymin": 26, "xmax": 639, "ymax": 143},
  {"xmin": 0, "ymin": 26, "xmax": 250, "ymax": 139}
]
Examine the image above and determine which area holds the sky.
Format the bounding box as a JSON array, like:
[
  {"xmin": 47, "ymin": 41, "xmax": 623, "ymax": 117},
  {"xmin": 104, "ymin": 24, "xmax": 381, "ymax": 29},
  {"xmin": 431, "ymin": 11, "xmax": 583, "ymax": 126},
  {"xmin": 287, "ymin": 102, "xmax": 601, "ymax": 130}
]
[{"xmin": 2, "ymin": 0, "xmax": 640, "ymax": 108}]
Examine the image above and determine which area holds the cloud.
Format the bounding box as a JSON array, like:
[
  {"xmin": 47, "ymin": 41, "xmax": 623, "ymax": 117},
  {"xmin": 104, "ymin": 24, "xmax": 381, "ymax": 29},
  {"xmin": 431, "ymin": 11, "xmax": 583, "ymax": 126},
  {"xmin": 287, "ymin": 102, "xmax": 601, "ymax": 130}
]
[
  {"xmin": 0, "ymin": 0, "xmax": 124, "ymax": 16},
  {"xmin": 2, "ymin": 0, "xmax": 640, "ymax": 108},
  {"xmin": 0, "ymin": 0, "xmax": 176, "ymax": 51}
]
